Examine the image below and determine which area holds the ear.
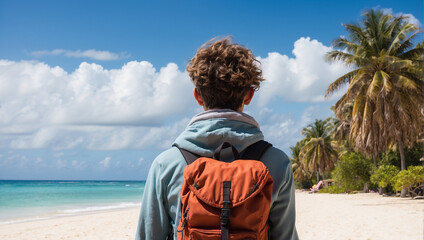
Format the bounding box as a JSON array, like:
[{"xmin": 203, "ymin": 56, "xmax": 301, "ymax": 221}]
[
  {"xmin": 193, "ymin": 88, "xmax": 204, "ymax": 106},
  {"xmin": 243, "ymin": 87, "xmax": 255, "ymax": 105}
]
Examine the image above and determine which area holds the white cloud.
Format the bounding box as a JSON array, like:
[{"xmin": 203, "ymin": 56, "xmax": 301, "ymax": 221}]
[
  {"xmin": 381, "ymin": 8, "xmax": 421, "ymax": 26},
  {"xmin": 56, "ymin": 159, "xmax": 67, "ymax": 168},
  {"xmin": 31, "ymin": 49, "xmax": 129, "ymax": 61},
  {"xmin": 0, "ymin": 37, "xmax": 347, "ymax": 151},
  {"xmin": 0, "ymin": 59, "xmax": 195, "ymax": 150},
  {"xmin": 254, "ymin": 105, "xmax": 333, "ymax": 154},
  {"xmin": 5, "ymin": 117, "xmax": 190, "ymax": 151},
  {"xmin": 99, "ymin": 156, "xmax": 111, "ymax": 168},
  {"xmin": 35, "ymin": 157, "xmax": 43, "ymax": 164},
  {"xmin": 71, "ymin": 160, "xmax": 87, "ymax": 170},
  {"xmin": 138, "ymin": 157, "xmax": 144, "ymax": 165},
  {"xmin": 10, "ymin": 128, "xmax": 57, "ymax": 149},
  {"xmin": 0, "ymin": 60, "xmax": 194, "ymax": 126},
  {"xmin": 256, "ymin": 37, "xmax": 350, "ymax": 105}
]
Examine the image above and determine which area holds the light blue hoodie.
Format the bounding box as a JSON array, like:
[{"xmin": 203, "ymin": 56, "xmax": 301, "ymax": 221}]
[{"xmin": 136, "ymin": 109, "xmax": 298, "ymax": 240}]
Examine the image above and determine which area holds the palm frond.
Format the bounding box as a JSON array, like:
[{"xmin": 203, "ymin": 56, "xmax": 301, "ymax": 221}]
[
  {"xmin": 387, "ymin": 28, "xmax": 420, "ymax": 56},
  {"xmin": 399, "ymin": 45, "xmax": 424, "ymax": 60},
  {"xmin": 325, "ymin": 69, "xmax": 359, "ymax": 97}
]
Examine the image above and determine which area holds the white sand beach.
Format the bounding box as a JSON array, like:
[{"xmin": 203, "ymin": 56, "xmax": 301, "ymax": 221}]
[
  {"xmin": 0, "ymin": 192, "xmax": 422, "ymax": 240},
  {"xmin": 295, "ymin": 191, "xmax": 423, "ymax": 240}
]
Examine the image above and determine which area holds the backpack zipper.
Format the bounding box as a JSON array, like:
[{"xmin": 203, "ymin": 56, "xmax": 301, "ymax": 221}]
[{"xmin": 177, "ymin": 208, "xmax": 189, "ymax": 239}]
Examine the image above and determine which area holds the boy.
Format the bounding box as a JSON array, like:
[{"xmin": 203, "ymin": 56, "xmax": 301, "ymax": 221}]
[{"xmin": 136, "ymin": 38, "xmax": 298, "ymax": 240}]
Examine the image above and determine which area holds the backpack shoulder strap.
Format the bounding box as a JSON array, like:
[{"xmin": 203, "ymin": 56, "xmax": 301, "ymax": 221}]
[
  {"xmin": 176, "ymin": 147, "xmax": 200, "ymax": 165},
  {"xmin": 176, "ymin": 140, "xmax": 272, "ymax": 165},
  {"xmin": 241, "ymin": 140, "xmax": 272, "ymax": 161}
]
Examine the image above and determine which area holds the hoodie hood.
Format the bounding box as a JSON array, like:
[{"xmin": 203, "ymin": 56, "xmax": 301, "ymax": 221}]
[{"xmin": 173, "ymin": 109, "xmax": 264, "ymax": 156}]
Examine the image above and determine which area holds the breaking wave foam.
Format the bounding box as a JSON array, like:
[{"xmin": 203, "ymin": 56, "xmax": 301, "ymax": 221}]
[{"xmin": 60, "ymin": 202, "xmax": 140, "ymax": 214}]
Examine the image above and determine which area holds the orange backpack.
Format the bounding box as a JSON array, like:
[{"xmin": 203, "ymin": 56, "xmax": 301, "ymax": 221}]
[{"xmin": 176, "ymin": 141, "xmax": 273, "ymax": 240}]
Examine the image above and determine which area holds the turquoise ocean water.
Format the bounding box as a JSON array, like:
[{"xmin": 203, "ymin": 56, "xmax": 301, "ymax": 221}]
[{"xmin": 0, "ymin": 180, "xmax": 145, "ymax": 224}]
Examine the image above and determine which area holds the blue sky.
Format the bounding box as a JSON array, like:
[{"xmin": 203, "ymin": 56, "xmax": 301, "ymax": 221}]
[{"xmin": 0, "ymin": 0, "xmax": 421, "ymax": 180}]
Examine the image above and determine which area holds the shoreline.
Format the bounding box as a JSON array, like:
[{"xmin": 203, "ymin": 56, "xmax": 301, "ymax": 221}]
[
  {"xmin": 0, "ymin": 207, "xmax": 142, "ymax": 240},
  {"xmin": 0, "ymin": 179, "xmax": 144, "ymax": 226},
  {"xmin": 0, "ymin": 192, "xmax": 423, "ymax": 240},
  {"xmin": 0, "ymin": 205, "xmax": 141, "ymax": 226}
]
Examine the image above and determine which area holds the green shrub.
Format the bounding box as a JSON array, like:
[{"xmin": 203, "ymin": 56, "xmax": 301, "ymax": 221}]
[
  {"xmin": 332, "ymin": 152, "xmax": 373, "ymax": 191},
  {"xmin": 318, "ymin": 185, "xmax": 346, "ymax": 194},
  {"xmin": 294, "ymin": 179, "xmax": 313, "ymax": 189},
  {"xmin": 329, "ymin": 185, "xmax": 346, "ymax": 193},
  {"xmin": 392, "ymin": 166, "xmax": 423, "ymax": 196},
  {"xmin": 370, "ymin": 165, "xmax": 399, "ymax": 188}
]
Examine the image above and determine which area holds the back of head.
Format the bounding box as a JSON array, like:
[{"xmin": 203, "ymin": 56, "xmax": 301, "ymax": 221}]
[{"xmin": 186, "ymin": 37, "xmax": 264, "ymax": 111}]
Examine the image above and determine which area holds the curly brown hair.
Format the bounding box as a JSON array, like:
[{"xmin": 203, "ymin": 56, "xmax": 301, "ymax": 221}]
[{"xmin": 187, "ymin": 37, "xmax": 264, "ymax": 110}]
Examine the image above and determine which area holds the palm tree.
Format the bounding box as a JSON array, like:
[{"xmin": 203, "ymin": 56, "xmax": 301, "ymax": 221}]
[
  {"xmin": 290, "ymin": 141, "xmax": 312, "ymax": 185},
  {"xmin": 328, "ymin": 103, "xmax": 355, "ymax": 159},
  {"xmin": 325, "ymin": 10, "xmax": 423, "ymax": 197},
  {"xmin": 329, "ymin": 103, "xmax": 353, "ymax": 143},
  {"xmin": 299, "ymin": 119, "xmax": 338, "ymax": 182}
]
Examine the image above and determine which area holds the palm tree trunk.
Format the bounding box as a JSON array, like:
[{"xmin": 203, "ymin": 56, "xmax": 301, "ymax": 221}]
[
  {"xmin": 372, "ymin": 154, "xmax": 378, "ymax": 168},
  {"xmin": 398, "ymin": 141, "xmax": 406, "ymax": 170},
  {"xmin": 321, "ymin": 170, "xmax": 325, "ymax": 180},
  {"xmin": 379, "ymin": 186, "xmax": 384, "ymax": 195},
  {"xmin": 398, "ymin": 138, "xmax": 407, "ymax": 197},
  {"xmin": 363, "ymin": 183, "xmax": 369, "ymax": 193},
  {"xmin": 316, "ymin": 171, "xmax": 319, "ymax": 183}
]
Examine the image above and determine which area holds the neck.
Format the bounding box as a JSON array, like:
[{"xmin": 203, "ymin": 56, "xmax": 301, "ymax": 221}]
[{"xmin": 203, "ymin": 106, "xmax": 244, "ymax": 112}]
